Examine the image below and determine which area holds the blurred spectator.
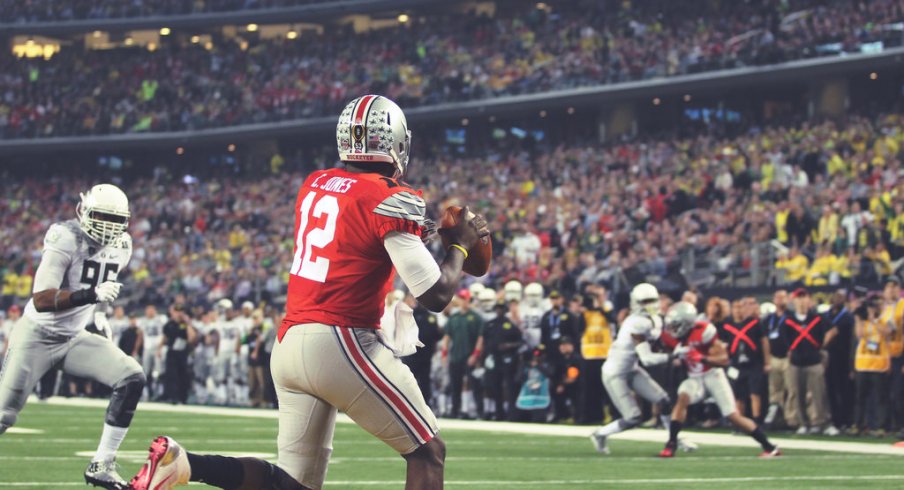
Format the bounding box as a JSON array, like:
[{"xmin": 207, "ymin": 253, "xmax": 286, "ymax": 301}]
[
  {"xmin": 551, "ymin": 336, "xmax": 583, "ymax": 422},
  {"xmin": 162, "ymin": 304, "xmax": 196, "ymax": 404},
  {"xmin": 442, "ymin": 290, "xmax": 484, "ymax": 419},
  {"xmin": 483, "ymin": 300, "xmax": 524, "ymax": 421},
  {"xmin": 402, "ymin": 293, "xmax": 443, "ymax": 408},
  {"xmin": 782, "ymin": 288, "xmax": 839, "ymax": 435},
  {"xmin": 825, "ymin": 290, "xmax": 855, "ymax": 430},
  {"xmin": 882, "ymin": 277, "xmax": 904, "ymax": 437},
  {"xmin": 852, "ymin": 294, "xmax": 891, "ymax": 436}
]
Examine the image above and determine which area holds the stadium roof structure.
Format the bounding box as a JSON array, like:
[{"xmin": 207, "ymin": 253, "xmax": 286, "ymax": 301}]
[
  {"xmin": 0, "ymin": 0, "xmax": 443, "ymax": 36},
  {"xmin": 0, "ymin": 46, "xmax": 901, "ymax": 156}
]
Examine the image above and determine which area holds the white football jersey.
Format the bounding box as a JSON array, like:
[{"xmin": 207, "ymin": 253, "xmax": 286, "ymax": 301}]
[
  {"xmin": 216, "ymin": 316, "xmax": 241, "ymax": 356},
  {"xmin": 603, "ymin": 312, "xmax": 663, "ymax": 375},
  {"xmin": 137, "ymin": 314, "xmax": 168, "ymax": 341},
  {"xmin": 520, "ymin": 304, "xmax": 547, "ymax": 349},
  {"xmin": 0, "ymin": 318, "xmax": 14, "ymax": 350},
  {"xmin": 23, "ymin": 220, "xmax": 132, "ymax": 336},
  {"xmin": 108, "ymin": 315, "xmax": 130, "ymax": 345}
]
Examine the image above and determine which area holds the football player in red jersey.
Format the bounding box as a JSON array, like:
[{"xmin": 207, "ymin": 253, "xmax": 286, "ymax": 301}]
[
  {"xmin": 129, "ymin": 95, "xmax": 489, "ymax": 490},
  {"xmin": 658, "ymin": 302, "xmax": 781, "ymax": 459}
]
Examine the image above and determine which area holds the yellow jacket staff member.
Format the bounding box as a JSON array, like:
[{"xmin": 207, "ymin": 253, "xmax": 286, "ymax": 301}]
[{"xmin": 853, "ymin": 296, "xmax": 891, "ymax": 433}]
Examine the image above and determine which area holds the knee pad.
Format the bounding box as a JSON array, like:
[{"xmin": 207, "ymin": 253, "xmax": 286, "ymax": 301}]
[
  {"xmin": 619, "ymin": 416, "xmax": 642, "ymax": 430},
  {"xmin": 1, "ymin": 410, "xmax": 17, "ymax": 433},
  {"xmin": 657, "ymin": 397, "xmax": 673, "ymax": 414},
  {"xmin": 106, "ymin": 372, "xmax": 146, "ymax": 427}
]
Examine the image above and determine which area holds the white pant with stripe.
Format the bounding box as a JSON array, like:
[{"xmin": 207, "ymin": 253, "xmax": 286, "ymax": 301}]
[
  {"xmin": 271, "ymin": 323, "xmax": 438, "ymax": 489},
  {"xmin": 678, "ymin": 368, "xmax": 737, "ymax": 417}
]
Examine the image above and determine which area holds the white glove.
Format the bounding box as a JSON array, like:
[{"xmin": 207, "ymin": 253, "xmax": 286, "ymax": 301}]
[
  {"xmin": 94, "ymin": 311, "xmax": 112, "ymax": 339},
  {"xmin": 672, "ymin": 345, "xmax": 691, "ymax": 358},
  {"xmin": 95, "ymin": 281, "xmax": 122, "ymax": 303}
]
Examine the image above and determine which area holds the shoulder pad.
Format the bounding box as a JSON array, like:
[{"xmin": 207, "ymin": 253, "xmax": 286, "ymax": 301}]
[
  {"xmin": 623, "ymin": 314, "xmax": 653, "ymax": 336},
  {"xmin": 44, "ymin": 222, "xmax": 80, "ymax": 255},
  {"xmin": 373, "ymin": 189, "xmax": 426, "ymax": 225},
  {"xmin": 112, "ymin": 232, "xmax": 132, "ymax": 250},
  {"xmin": 701, "ymin": 323, "xmax": 718, "ymax": 344}
]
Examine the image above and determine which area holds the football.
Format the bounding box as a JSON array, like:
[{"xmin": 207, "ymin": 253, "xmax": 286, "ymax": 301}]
[{"xmin": 439, "ymin": 205, "xmax": 492, "ymax": 277}]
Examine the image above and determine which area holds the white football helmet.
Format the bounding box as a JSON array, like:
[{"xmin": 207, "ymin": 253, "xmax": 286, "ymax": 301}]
[
  {"xmin": 759, "ymin": 301, "xmax": 776, "ymax": 319},
  {"xmin": 336, "ymin": 95, "xmax": 411, "ymax": 177},
  {"xmin": 504, "ymin": 280, "xmax": 523, "ymax": 302},
  {"xmin": 215, "ymin": 298, "xmax": 234, "ymax": 313},
  {"xmin": 468, "ymin": 282, "xmax": 486, "ymax": 299},
  {"xmin": 524, "ymin": 283, "xmax": 543, "ymax": 307},
  {"xmin": 630, "ymin": 283, "xmax": 660, "ymax": 316},
  {"xmin": 76, "ymin": 184, "xmax": 130, "ymax": 246},
  {"xmin": 477, "ymin": 288, "xmax": 497, "ymax": 312},
  {"xmin": 665, "ymin": 301, "xmax": 698, "ymax": 339}
]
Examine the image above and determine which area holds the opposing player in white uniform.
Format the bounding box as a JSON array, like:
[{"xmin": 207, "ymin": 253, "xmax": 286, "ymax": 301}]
[
  {"xmin": 0, "ymin": 184, "xmax": 145, "ymax": 489},
  {"xmin": 590, "ymin": 283, "xmax": 674, "ymax": 454},
  {"xmin": 0, "ymin": 305, "xmax": 21, "ymax": 365},
  {"xmin": 137, "ymin": 304, "xmax": 167, "ymax": 400},
  {"xmin": 476, "ymin": 288, "xmax": 497, "ymax": 321},
  {"xmin": 521, "ymin": 283, "xmax": 549, "ymax": 349},
  {"xmin": 233, "ymin": 301, "xmax": 256, "ymax": 405},
  {"xmin": 212, "ymin": 299, "xmax": 242, "ymax": 405}
]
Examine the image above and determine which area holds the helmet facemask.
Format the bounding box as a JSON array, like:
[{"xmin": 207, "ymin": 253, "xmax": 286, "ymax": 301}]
[{"xmin": 77, "ymin": 185, "xmax": 130, "ymax": 246}]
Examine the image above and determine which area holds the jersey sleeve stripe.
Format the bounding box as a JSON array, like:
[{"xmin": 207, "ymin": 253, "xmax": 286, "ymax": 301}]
[{"xmin": 374, "ymin": 193, "xmax": 426, "ymax": 224}]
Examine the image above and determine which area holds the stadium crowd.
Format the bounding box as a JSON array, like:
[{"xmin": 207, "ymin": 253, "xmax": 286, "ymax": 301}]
[
  {"xmin": 1, "ymin": 107, "xmax": 903, "ymax": 436},
  {"xmin": 0, "ymin": 0, "xmax": 336, "ymax": 23},
  {"xmin": 2, "ymin": 0, "xmax": 903, "ymax": 138}
]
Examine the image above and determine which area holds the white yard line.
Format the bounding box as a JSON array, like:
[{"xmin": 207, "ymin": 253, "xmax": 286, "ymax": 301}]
[
  {"xmin": 33, "ymin": 396, "xmax": 904, "ymax": 456},
  {"xmin": 3, "ymin": 476, "xmax": 904, "ymax": 488}
]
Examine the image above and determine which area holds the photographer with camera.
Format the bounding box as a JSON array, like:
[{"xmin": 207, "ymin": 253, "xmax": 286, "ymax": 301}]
[{"xmin": 852, "ymin": 294, "xmax": 892, "ymax": 436}]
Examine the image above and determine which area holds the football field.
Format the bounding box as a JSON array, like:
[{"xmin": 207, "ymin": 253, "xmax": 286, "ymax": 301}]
[{"xmin": 2, "ymin": 398, "xmax": 903, "ymax": 489}]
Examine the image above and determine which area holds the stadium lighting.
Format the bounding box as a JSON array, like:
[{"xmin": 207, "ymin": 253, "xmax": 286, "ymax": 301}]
[
  {"xmin": 247, "ymin": 23, "xmax": 259, "ymax": 32},
  {"xmin": 159, "ymin": 27, "xmax": 171, "ymax": 36},
  {"xmin": 124, "ymin": 37, "xmax": 134, "ymax": 46},
  {"xmin": 191, "ymin": 35, "xmax": 200, "ymax": 44},
  {"xmin": 227, "ymin": 144, "xmax": 236, "ymax": 152},
  {"xmin": 25, "ymin": 38, "xmax": 34, "ymax": 46},
  {"xmin": 204, "ymin": 41, "xmax": 214, "ymax": 50},
  {"xmin": 870, "ymin": 72, "xmax": 878, "ymax": 80},
  {"xmin": 398, "ymin": 14, "xmax": 410, "ymax": 23},
  {"xmin": 176, "ymin": 147, "xmax": 185, "ymax": 155},
  {"xmin": 653, "ymin": 97, "xmax": 661, "ymax": 106},
  {"xmin": 92, "ymin": 30, "xmax": 102, "ymax": 38},
  {"xmin": 287, "ymin": 30, "xmax": 298, "ymax": 40},
  {"xmin": 147, "ymin": 42, "xmax": 157, "ymax": 52}
]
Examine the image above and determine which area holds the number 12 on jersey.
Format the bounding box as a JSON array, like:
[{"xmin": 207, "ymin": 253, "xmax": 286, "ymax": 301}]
[{"xmin": 290, "ymin": 191, "xmax": 339, "ymax": 282}]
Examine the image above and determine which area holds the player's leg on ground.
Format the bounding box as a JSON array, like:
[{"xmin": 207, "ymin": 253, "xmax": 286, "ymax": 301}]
[
  {"xmin": 0, "ymin": 316, "xmax": 57, "ymax": 434},
  {"xmin": 726, "ymin": 411, "xmax": 777, "ymax": 452},
  {"xmin": 595, "ymin": 371, "xmax": 642, "ymax": 438},
  {"xmin": 403, "ymin": 436, "xmax": 445, "ymax": 490},
  {"xmin": 289, "ymin": 326, "xmax": 441, "ymax": 489},
  {"xmin": 664, "ymin": 377, "xmax": 699, "ymax": 456},
  {"xmin": 130, "ymin": 436, "xmax": 308, "ymax": 490},
  {"xmin": 630, "ymin": 367, "xmax": 672, "ymax": 431},
  {"xmin": 62, "ymin": 331, "xmax": 145, "ymax": 462}
]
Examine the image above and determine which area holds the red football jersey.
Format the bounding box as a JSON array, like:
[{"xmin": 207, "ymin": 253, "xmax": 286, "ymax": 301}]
[
  {"xmin": 660, "ymin": 321, "xmax": 718, "ymax": 376},
  {"xmin": 279, "ymin": 168, "xmax": 427, "ymax": 340}
]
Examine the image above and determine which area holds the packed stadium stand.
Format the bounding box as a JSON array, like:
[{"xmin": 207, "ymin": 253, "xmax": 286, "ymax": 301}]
[{"xmin": 1, "ymin": 0, "xmax": 904, "ymax": 451}]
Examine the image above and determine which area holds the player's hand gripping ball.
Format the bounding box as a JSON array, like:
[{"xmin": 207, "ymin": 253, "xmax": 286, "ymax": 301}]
[{"xmin": 439, "ymin": 205, "xmax": 492, "ymax": 277}]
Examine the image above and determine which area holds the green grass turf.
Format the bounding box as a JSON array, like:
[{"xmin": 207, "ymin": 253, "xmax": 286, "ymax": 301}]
[{"xmin": 1, "ymin": 402, "xmax": 902, "ymax": 489}]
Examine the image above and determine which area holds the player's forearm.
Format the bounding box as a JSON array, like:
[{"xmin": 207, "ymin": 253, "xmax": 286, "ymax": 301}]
[
  {"xmin": 32, "ymin": 288, "xmax": 97, "ymax": 313},
  {"xmin": 417, "ymin": 248, "xmax": 466, "ymax": 313},
  {"xmin": 704, "ymin": 351, "xmax": 730, "ymax": 367}
]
